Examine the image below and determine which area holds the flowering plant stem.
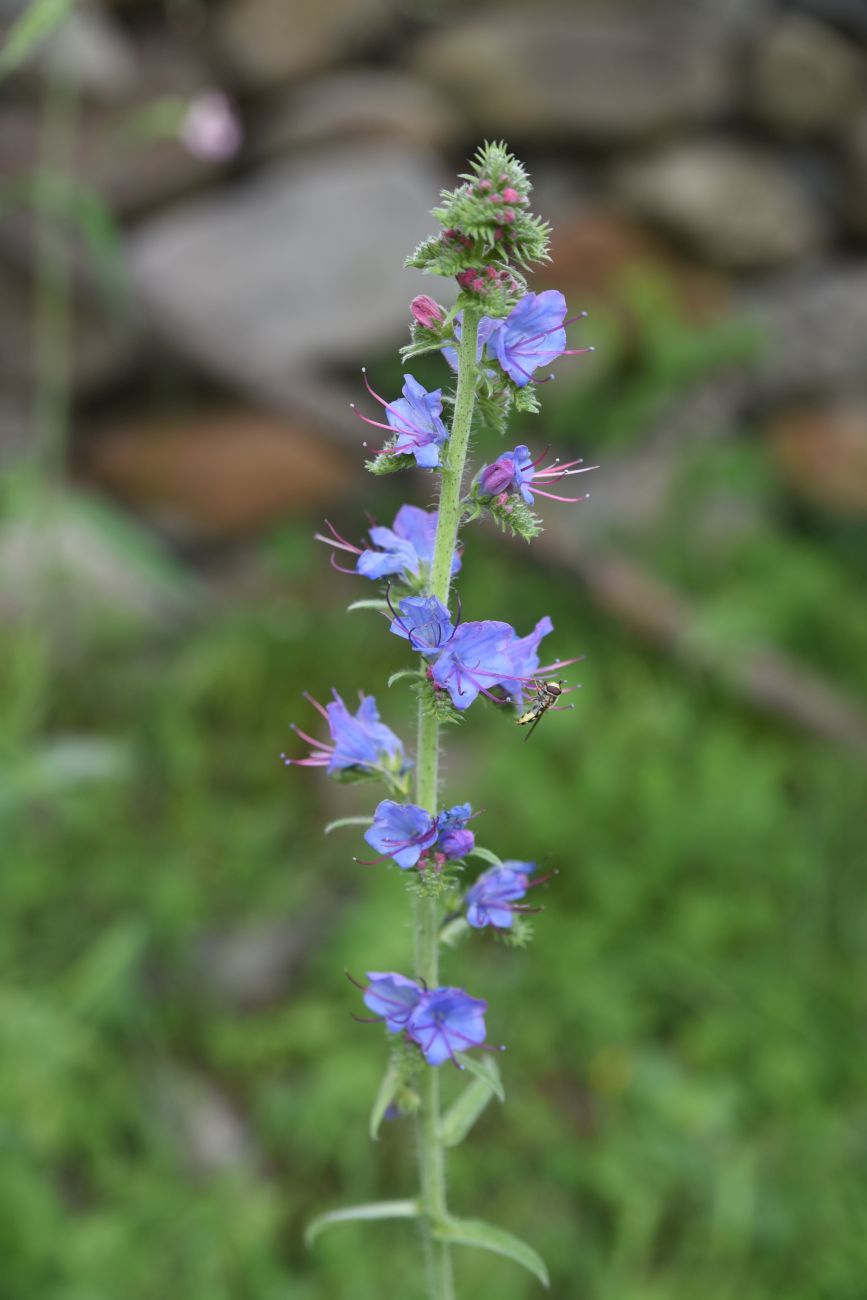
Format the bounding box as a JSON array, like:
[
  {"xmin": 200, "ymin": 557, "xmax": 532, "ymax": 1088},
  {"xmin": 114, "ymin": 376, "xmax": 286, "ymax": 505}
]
[{"xmin": 413, "ymin": 306, "xmax": 481, "ymax": 1299}]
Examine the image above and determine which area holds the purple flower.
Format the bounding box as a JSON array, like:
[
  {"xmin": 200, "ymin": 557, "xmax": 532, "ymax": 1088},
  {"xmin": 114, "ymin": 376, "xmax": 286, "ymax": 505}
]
[
  {"xmin": 386, "ymin": 376, "xmax": 449, "ymax": 468},
  {"xmin": 442, "ymin": 292, "xmax": 591, "ymax": 389},
  {"xmin": 498, "ymin": 616, "xmax": 554, "ymax": 702},
  {"xmin": 354, "ymin": 372, "xmax": 449, "ymax": 469},
  {"xmin": 317, "ymin": 506, "xmax": 460, "ymax": 585},
  {"xmin": 490, "ymin": 291, "xmax": 569, "ymax": 387},
  {"xmin": 477, "ymin": 445, "xmax": 535, "ymax": 504},
  {"xmin": 477, "ymin": 445, "xmax": 595, "ymax": 507},
  {"xmin": 429, "ymin": 620, "xmax": 515, "ymax": 711},
  {"xmin": 428, "ymin": 617, "xmax": 564, "ymax": 710},
  {"xmin": 466, "ymin": 862, "xmax": 534, "ymax": 929},
  {"xmin": 180, "ymin": 90, "xmax": 242, "ymax": 161},
  {"xmin": 363, "ymin": 972, "xmax": 424, "ymax": 1033},
  {"xmin": 406, "ymin": 987, "xmax": 489, "ymax": 1066},
  {"xmin": 364, "ymin": 800, "xmax": 438, "ymax": 869},
  {"xmin": 442, "ymin": 312, "xmax": 500, "ymax": 371},
  {"xmin": 389, "ymin": 596, "xmax": 455, "ymax": 655},
  {"xmin": 283, "ymin": 691, "xmax": 407, "ymax": 781},
  {"xmin": 436, "ymin": 802, "xmax": 475, "ymax": 859}
]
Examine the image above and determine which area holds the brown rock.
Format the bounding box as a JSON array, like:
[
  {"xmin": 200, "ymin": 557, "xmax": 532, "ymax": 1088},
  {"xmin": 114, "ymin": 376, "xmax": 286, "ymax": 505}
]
[
  {"xmin": 81, "ymin": 408, "xmax": 350, "ymax": 539},
  {"xmin": 752, "ymin": 14, "xmax": 865, "ymax": 137},
  {"xmin": 414, "ymin": 8, "xmax": 732, "ymax": 143},
  {"xmin": 215, "ymin": 0, "xmax": 394, "ymax": 90},
  {"xmin": 612, "ymin": 140, "xmax": 824, "ymax": 270},
  {"xmin": 256, "ymin": 68, "xmax": 462, "ymax": 157},
  {"xmin": 768, "ymin": 402, "xmax": 867, "ymax": 515}
]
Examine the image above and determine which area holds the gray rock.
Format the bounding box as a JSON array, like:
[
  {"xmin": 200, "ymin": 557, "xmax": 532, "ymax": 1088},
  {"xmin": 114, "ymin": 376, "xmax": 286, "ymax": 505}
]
[
  {"xmin": 752, "ymin": 14, "xmax": 865, "ymax": 136},
  {"xmin": 193, "ymin": 915, "xmax": 333, "ymax": 1011},
  {"xmin": 29, "ymin": 4, "xmax": 137, "ymax": 104},
  {"xmin": 612, "ymin": 140, "xmax": 825, "ymax": 269},
  {"xmin": 743, "ymin": 265, "xmax": 867, "ymax": 402},
  {"xmin": 215, "ymin": 0, "xmax": 394, "ymax": 90},
  {"xmin": 154, "ymin": 1070, "xmax": 257, "ymax": 1177},
  {"xmin": 256, "ymin": 69, "xmax": 462, "ymax": 158},
  {"xmin": 413, "ymin": 8, "xmax": 732, "ymax": 143},
  {"xmin": 128, "ymin": 144, "xmax": 451, "ymax": 395}
]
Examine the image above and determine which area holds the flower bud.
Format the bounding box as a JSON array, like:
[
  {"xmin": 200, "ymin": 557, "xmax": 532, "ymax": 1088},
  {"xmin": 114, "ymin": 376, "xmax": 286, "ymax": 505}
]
[
  {"xmin": 410, "ymin": 295, "xmax": 445, "ymax": 330},
  {"xmin": 438, "ymin": 828, "xmax": 475, "ymax": 860},
  {"xmin": 477, "ymin": 457, "xmax": 516, "ymax": 498}
]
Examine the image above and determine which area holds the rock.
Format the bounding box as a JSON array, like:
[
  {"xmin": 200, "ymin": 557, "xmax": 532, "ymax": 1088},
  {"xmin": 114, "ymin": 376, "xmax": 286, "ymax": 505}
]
[
  {"xmin": 154, "ymin": 1070, "xmax": 257, "ymax": 1177},
  {"xmin": 752, "ymin": 14, "xmax": 865, "ymax": 136},
  {"xmin": 0, "ymin": 491, "xmax": 189, "ymax": 631},
  {"xmin": 192, "ymin": 914, "xmax": 335, "ymax": 1011},
  {"xmin": 413, "ymin": 8, "xmax": 731, "ymax": 143},
  {"xmin": 842, "ymin": 108, "xmax": 867, "ymax": 239},
  {"xmin": 215, "ymin": 0, "xmax": 394, "ymax": 90},
  {"xmin": 612, "ymin": 141, "xmax": 825, "ymax": 270},
  {"xmin": 744, "ymin": 266, "xmax": 867, "ymax": 402},
  {"xmin": 127, "ymin": 144, "xmax": 451, "ymax": 401},
  {"xmin": 768, "ymin": 401, "xmax": 867, "ymax": 515},
  {"xmin": 255, "ymin": 69, "xmax": 462, "ymax": 157},
  {"xmin": 27, "ymin": 3, "xmax": 137, "ymax": 104},
  {"xmin": 81, "ymin": 408, "xmax": 350, "ymax": 540},
  {"xmin": 786, "ymin": 0, "xmax": 867, "ymax": 43}
]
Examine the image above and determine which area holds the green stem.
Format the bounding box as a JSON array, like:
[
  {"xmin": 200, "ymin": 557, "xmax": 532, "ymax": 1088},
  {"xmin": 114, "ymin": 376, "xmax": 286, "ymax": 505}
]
[{"xmin": 412, "ymin": 306, "xmax": 481, "ymax": 1300}]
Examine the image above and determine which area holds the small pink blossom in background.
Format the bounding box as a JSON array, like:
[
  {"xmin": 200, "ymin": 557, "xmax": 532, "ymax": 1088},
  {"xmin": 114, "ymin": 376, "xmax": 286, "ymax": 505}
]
[{"xmin": 180, "ymin": 91, "xmax": 242, "ymax": 162}]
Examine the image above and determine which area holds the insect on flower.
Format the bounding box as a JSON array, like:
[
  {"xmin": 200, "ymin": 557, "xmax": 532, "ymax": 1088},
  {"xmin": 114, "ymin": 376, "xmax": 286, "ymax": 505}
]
[{"xmin": 516, "ymin": 678, "xmax": 574, "ymax": 740}]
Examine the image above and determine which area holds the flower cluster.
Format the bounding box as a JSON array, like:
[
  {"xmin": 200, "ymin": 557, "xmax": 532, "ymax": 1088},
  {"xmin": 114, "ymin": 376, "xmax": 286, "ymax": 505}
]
[
  {"xmin": 363, "ymin": 974, "xmax": 489, "ymax": 1067},
  {"xmin": 287, "ymin": 142, "xmax": 593, "ymax": 1290},
  {"xmin": 363, "ymin": 799, "xmax": 475, "ymax": 869}
]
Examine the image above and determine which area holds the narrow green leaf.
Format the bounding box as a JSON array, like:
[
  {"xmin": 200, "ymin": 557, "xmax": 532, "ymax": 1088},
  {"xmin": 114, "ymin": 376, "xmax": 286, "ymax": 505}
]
[
  {"xmin": 468, "ymin": 846, "xmax": 503, "ymax": 868},
  {"xmin": 324, "ymin": 816, "xmax": 373, "ymax": 835},
  {"xmin": 453, "ymin": 1051, "xmax": 505, "ymax": 1102},
  {"xmin": 387, "ymin": 668, "xmax": 420, "ymax": 689},
  {"xmin": 369, "ymin": 1059, "xmax": 401, "ymax": 1141},
  {"xmin": 433, "ymin": 1217, "xmax": 549, "ymax": 1288},
  {"xmin": 306, "ymin": 1199, "xmax": 418, "ymax": 1248},
  {"xmin": 439, "ymin": 1072, "xmax": 501, "ymax": 1147},
  {"xmin": 439, "ymin": 916, "xmax": 469, "ymax": 948},
  {"xmin": 347, "ymin": 599, "xmax": 389, "ymax": 613},
  {"xmin": 0, "ymin": 0, "xmax": 74, "ymax": 76}
]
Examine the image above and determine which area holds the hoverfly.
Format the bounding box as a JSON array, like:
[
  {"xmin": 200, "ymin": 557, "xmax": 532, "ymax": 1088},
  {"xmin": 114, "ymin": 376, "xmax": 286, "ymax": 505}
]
[{"xmin": 516, "ymin": 678, "xmax": 573, "ymax": 740}]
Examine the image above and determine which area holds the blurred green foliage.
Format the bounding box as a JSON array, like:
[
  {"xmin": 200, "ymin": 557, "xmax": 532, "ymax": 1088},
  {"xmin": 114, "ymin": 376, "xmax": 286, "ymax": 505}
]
[{"xmin": 1, "ymin": 444, "xmax": 865, "ymax": 1298}]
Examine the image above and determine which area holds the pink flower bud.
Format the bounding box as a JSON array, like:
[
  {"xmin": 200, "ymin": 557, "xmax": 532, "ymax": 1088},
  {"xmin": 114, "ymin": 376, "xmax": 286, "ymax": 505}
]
[
  {"xmin": 501, "ymin": 187, "xmax": 519, "ymax": 202},
  {"xmin": 410, "ymin": 295, "xmax": 445, "ymax": 330},
  {"xmin": 502, "ymin": 209, "xmax": 515, "ymax": 224}
]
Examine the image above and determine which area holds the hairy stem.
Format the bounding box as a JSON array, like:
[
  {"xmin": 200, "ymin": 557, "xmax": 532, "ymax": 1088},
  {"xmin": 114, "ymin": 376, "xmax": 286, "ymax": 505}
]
[{"xmin": 412, "ymin": 306, "xmax": 481, "ymax": 1300}]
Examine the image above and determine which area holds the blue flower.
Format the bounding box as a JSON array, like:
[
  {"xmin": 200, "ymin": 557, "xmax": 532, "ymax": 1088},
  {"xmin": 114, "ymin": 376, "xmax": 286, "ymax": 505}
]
[
  {"xmin": 406, "ymin": 987, "xmax": 489, "ymax": 1066},
  {"xmin": 386, "ymin": 375, "xmax": 450, "ymax": 468},
  {"xmin": 490, "ymin": 291, "xmax": 569, "ymax": 387},
  {"xmin": 363, "ymin": 972, "xmax": 424, "ymax": 1033},
  {"xmin": 283, "ymin": 690, "xmax": 408, "ymax": 782},
  {"xmin": 436, "ymin": 802, "xmax": 475, "ymax": 860},
  {"xmin": 497, "ymin": 615, "xmax": 555, "ymax": 703},
  {"xmin": 389, "ymin": 596, "xmax": 455, "ymax": 655},
  {"xmin": 429, "ymin": 620, "xmax": 515, "ymax": 710},
  {"xmin": 442, "ymin": 312, "xmax": 500, "ymax": 371},
  {"xmin": 428, "ymin": 617, "xmax": 560, "ymax": 710},
  {"xmin": 364, "ymin": 800, "xmax": 438, "ymax": 869},
  {"xmin": 466, "ymin": 862, "xmax": 534, "ymax": 929},
  {"xmin": 477, "ymin": 445, "xmax": 535, "ymax": 504},
  {"xmin": 443, "ymin": 292, "xmax": 589, "ymax": 390},
  {"xmin": 318, "ymin": 506, "xmax": 461, "ymax": 584}
]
